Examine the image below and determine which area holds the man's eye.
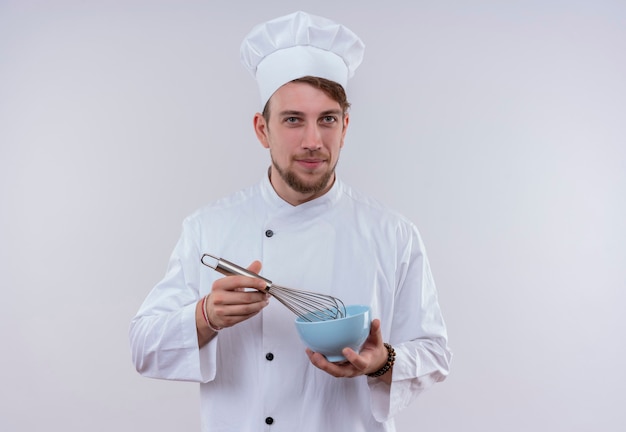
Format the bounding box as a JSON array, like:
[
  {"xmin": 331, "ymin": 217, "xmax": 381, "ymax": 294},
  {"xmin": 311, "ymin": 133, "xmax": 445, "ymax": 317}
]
[
  {"xmin": 285, "ymin": 117, "xmax": 299, "ymax": 123},
  {"xmin": 322, "ymin": 116, "xmax": 337, "ymax": 123}
]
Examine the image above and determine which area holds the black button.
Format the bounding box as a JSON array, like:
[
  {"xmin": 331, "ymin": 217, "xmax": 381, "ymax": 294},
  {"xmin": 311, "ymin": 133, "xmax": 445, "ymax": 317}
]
[
  {"xmin": 265, "ymin": 417, "xmax": 274, "ymax": 425},
  {"xmin": 266, "ymin": 352, "xmax": 274, "ymax": 361},
  {"xmin": 265, "ymin": 229, "xmax": 274, "ymax": 238}
]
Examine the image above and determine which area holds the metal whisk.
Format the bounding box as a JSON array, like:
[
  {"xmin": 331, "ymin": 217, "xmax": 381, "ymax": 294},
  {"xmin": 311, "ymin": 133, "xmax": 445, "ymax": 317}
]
[{"xmin": 201, "ymin": 253, "xmax": 346, "ymax": 322}]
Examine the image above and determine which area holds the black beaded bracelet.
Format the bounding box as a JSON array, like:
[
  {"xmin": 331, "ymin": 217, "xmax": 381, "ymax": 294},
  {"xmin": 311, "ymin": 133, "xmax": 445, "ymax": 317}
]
[{"xmin": 367, "ymin": 343, "xmax": 395, "ymax": 377}]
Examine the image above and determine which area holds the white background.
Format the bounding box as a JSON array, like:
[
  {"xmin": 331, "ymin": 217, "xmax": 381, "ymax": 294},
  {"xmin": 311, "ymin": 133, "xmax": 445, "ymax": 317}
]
[{"xmin": 1, "ymin": 0, "xmax": 625, "ymax": 431}]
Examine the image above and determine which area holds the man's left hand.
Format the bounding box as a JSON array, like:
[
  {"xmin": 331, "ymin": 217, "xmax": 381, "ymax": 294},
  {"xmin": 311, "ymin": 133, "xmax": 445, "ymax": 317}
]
[{"xmin": 305, "ymin": 318, "xmax": 391, "ymax": 383}]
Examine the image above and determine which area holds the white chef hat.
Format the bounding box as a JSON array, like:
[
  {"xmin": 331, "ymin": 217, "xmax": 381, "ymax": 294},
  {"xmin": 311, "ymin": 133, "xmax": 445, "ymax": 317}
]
[{"xmin": 240, "ymin": 11, "xmax": 365, "ymax": 108}]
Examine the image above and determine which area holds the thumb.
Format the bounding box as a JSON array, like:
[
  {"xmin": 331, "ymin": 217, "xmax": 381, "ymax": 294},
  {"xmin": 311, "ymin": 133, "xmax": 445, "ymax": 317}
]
[
  {"xmin": 247, "ymin": 260, "xmax": 263, "ymax": 275},
  {"xmin": 370, "ymin": 318, "xmax": 381, "ymax": 335},
  {"xmin": 368, "ymin": 319, "xmax": 384, "ymax": 345}
]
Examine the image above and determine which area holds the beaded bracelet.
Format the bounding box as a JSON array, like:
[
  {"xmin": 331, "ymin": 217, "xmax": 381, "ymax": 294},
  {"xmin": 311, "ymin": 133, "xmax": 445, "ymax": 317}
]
[
  {"xmin": 367, "ymin": 343, "xmax": 395, "ymax": 377},
  {"xmin": 202, "ymin": 294, "xmax": 223, "ymax": 332}
]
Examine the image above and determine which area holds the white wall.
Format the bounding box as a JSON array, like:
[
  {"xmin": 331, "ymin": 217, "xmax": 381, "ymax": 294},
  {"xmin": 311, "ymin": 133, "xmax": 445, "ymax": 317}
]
[{"xmin": 1, "ymin": 1, "xmax": 625, "ymax": 431}]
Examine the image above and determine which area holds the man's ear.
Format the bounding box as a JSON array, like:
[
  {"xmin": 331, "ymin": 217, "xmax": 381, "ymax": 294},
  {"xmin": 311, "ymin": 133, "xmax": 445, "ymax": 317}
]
[{"xmin": 254, "ymin": 113, "xmax": 270, "ymax": 149}]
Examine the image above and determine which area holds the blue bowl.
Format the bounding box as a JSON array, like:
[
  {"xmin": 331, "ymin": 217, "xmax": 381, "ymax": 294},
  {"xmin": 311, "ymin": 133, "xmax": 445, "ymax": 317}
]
[{"xmin": 294, "ymin": 305, "xmax": 371, "ymax": 362}]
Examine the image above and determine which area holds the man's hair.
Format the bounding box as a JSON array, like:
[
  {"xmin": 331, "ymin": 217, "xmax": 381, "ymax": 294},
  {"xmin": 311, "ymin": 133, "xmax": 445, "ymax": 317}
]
[{"xmin": 262, "ymin": 76, "xmax": 351, "ymax": 122}]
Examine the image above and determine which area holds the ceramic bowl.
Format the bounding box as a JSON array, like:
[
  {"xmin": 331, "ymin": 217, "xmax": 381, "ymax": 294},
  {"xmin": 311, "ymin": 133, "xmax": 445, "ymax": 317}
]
[{"xmin": 294, "ymin": 305, "xmax": 371, "ymax": 362}]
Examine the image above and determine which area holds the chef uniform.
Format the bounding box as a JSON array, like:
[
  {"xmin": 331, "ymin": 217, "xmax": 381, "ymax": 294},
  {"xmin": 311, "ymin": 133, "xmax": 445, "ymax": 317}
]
[{"xmin": 130, "ymin": 11, "xmax": 451, "ymax": 432}]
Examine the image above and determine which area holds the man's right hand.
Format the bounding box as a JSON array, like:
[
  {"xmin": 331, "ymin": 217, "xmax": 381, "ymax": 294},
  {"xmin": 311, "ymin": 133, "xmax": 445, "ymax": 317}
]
[{"xmin": 197, "ymin": 261, "xmax": 269, "ymax": 346}]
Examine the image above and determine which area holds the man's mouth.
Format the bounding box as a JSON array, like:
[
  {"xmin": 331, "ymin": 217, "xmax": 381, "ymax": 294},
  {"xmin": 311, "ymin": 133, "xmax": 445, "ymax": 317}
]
[{"xmin": 295, "ymin": 158, "xmax": 326, "ymax": 170}]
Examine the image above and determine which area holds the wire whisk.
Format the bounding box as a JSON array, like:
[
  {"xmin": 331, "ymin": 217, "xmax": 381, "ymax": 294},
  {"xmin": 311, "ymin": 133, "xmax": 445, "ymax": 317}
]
[{"xmin": 201, "ymin": 253, "xmax": 346, "ymax": 322}]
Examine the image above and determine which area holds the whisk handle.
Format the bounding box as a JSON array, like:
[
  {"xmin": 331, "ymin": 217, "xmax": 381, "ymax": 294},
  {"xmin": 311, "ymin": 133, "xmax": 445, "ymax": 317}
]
[{"xmin": 201, "ymin": 254, "xmax": 272, "ymax": 289}]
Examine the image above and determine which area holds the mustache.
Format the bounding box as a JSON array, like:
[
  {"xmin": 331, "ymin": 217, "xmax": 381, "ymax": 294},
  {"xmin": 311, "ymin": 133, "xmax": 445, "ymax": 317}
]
[{"xmin": 293, "ymin": 151, "xmax": 329, "ymax": 160}]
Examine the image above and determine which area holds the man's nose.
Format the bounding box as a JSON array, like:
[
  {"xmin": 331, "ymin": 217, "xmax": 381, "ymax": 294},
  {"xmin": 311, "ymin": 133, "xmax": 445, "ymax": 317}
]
[{"xmin": 301, "ymin": 124, "xmax": 322, "ymax": 150}]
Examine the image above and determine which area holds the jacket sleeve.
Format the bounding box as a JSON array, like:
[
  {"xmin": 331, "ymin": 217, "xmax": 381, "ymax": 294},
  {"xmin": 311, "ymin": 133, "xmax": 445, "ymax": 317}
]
[
  {"xmin": 129, "ymin": 216, "xmax": 218, "ymax": 383},
  {"xmin": 368, "ymin": 222, "xmax": 452, "ymax": 421}
]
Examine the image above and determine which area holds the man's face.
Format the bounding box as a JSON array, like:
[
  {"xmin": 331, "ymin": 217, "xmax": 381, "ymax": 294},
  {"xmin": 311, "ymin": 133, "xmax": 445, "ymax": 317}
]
[{"xmin": 254, "ymin": 81, "xmax": 349, "ymax": 205}]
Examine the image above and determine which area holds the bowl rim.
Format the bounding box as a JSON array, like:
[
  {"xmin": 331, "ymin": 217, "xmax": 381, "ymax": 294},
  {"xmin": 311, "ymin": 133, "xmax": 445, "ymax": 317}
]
[{"xmin": 294, "ymin": 304, "xmax": 370, "ymax": 324}]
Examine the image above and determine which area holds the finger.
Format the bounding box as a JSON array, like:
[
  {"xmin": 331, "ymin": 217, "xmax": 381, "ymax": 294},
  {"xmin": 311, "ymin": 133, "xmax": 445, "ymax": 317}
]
[
  {"xmin": 211, "ymin": 291, "xmax": 270, "ymax": 317},
  {"xmin": 219, "ymin": 309, "xmax": 265, "ymax": 328},
  {"xmin": 213, "ymin": 288, "xmax": 269, "ymax": 306},
  {"xmin": 207, "ymin": 286, "xmax": 269, "ymax": 326},
  {"xmin": 306, "ymin": 349, "xmax": 358, "ymax": 378},
  {"xmin": 306, "ymin": 349, "xmax": 332, "ymax": 369},
  {"xmin": 360, "ymin": 318, "xmax": 382, "ymax": 349},
  {"xmin": 370, "ymin": 318, "xmax": 381, "ymax": 337},
  {"xmin": 212, "ymin": 274, "xmax": 268, "ymax": 293},
  {"xmin": 306, "ymin": 349, "xmax": 339, "ymax": 375},
  {"xmin": 210, "ymin": 259, "xmax": 266, "ymax": 293},
  {"xmin": 244, "ymin": 260, "xmax": 271, "ymax": 294},
  {"xmin": 210, "ymin": 297, "xmax": 268, "ymax": 328},
  {"xmin": 247, "ymin": 260, "xmax": 262, "ymax": 274},
  {"xmin": 341, "ymin": 347, "xmax": 368, "ymax": 371}
]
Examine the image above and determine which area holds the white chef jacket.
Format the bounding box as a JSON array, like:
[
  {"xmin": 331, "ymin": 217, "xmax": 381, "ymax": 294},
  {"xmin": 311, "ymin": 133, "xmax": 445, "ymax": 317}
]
[{"xmin": 130, "ymin": 175, "xmax": 451, "ymax": 432}]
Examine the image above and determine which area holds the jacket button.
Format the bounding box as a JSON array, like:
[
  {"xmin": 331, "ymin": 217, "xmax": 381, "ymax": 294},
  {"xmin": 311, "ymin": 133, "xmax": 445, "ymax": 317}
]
[
  {"xmin": 265, "ymin": 229, "xmax": 274, "ymax": 238},
  {"xmin": 266, "ymin": 352, "xmax": 274, "ymax": 361},
  {"xmin": 265, "ymin": 417, "xmax": 274, "ymax": 425}
]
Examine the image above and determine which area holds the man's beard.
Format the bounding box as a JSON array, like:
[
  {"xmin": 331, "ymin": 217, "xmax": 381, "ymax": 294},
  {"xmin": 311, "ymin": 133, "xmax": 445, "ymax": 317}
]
[{"xmin": 271, "ymin": 156, "xmax": 337, "ymax": 195}]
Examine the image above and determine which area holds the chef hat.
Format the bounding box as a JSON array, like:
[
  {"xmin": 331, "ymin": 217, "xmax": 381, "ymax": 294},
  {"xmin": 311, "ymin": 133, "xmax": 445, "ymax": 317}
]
[{"xmin": 240, "ymin": 11, "xmax": 365, "ymax": 108}]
